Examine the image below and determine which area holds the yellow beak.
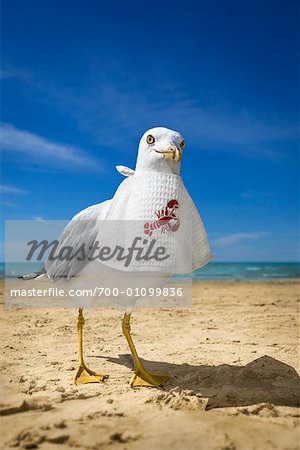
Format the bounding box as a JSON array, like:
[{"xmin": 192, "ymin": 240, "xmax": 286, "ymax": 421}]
[{"xmin": 155, "ymin": 144, "xmax": 182, "ymax": 162}]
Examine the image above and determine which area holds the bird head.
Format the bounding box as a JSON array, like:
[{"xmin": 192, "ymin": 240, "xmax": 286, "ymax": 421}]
[{"xmin": 135, "ymin": 127, "xmax": 185, "ymax": 175}]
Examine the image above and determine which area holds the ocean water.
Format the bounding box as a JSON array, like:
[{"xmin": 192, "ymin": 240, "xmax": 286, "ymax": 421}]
[
  {"xmin": 192, "ymin": 262, "xmax": 300, "ymax": 280},
  {"xmin": 3, "ymin": 263, "xmax": 45, "ymax": 279},
  {"xmin": 1, "ymin": 262, "xmax": 300, "ymax": 280}
]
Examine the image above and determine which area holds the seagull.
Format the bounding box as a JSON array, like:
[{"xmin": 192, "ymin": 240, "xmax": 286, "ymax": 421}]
[{"xmin": 20, "ymin": 127, "xmax": 211, "ymax": 388}]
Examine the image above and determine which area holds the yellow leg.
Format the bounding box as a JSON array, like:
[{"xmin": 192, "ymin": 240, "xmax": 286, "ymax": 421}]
[
  {"xmin": 73, "ymin": 308, "xmax": 109, "ymax": 384},
  {"xmin": 122, "ymin": 313, "xmax": 172, "ymax": 387}
]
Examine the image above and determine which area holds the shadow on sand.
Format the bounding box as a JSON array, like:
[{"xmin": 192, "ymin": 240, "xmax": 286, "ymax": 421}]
[{"xmin": 104, "ymin": 354, "xmax": 300, "ymax": 410}]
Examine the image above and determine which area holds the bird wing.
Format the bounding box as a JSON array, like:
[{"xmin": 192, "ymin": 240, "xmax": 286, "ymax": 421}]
[
  {"xmin": 45, "ymin": 200, "xmax": 111, "ymax": 280},
  {"xmin": 115, "ymin": 165, "xmax": 135, "ymax": 177}
]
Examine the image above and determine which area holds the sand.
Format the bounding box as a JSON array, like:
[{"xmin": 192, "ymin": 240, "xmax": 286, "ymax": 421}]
[{"xmin": 0, "ymin": 279, "xmax": 299, "ymax": 450}]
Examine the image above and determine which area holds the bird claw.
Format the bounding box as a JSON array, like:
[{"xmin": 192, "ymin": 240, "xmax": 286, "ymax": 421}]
[
  {"xmin": 130, "ymin": 369, "xmax": 172, "ymax": 387},
  {"xmin": 73, "ymin": 365, "xmax": 109, "ymax": 384}
]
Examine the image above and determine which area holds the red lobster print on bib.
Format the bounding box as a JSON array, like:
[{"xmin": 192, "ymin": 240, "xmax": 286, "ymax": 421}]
[{"xmin": 144, "ymin": 199, "xmax": 180, "ymax": 237}]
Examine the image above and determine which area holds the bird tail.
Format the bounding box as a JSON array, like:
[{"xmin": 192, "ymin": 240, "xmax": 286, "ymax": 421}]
[{"xmin": 18, "ymin": 267, "xmax": 46, "ymax": 280}]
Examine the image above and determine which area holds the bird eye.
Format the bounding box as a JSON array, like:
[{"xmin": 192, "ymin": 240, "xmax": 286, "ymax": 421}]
[
  {"xmin": 146, "ymin": 135, "xmax": 155, "ymax": 145},
  {"xmin": 180, "ymin": 140, "xmax": 185, "ymax": 150}
]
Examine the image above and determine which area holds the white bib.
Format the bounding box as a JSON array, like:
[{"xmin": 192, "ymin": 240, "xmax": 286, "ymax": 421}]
[{"xmin": 95, "ymin": 170, "xmax": 212, "ymax": 274}]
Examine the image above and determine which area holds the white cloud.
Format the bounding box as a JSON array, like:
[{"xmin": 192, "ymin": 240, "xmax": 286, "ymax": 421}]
[
  {"xmin": 0, "ymin": 184, "xmax": 26, "ymax": 194},
  {"xmin": 0, "ymin": 124, "xmax": 103, "ymax": 171},
  {"xmin": 33, "ymin": 216, "xmax": 46, "ymax": 223},
  {"xmin": 213, "ymin": 231, "xmax": 269, "ymax": 247},
  {"xmin": 3, "ymin": 65, "xmax": 297, "ymax": 161}
]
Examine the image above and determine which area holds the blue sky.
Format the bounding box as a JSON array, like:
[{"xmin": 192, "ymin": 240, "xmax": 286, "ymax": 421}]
[{"xmin": 1, "ymin": 0, "xmax": 299, "ymax": 261}]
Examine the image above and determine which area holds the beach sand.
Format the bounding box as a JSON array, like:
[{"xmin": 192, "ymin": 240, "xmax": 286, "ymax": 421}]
[{"xmin": 0, "ymin": 279, "xmax": 299, "ymax": 449}]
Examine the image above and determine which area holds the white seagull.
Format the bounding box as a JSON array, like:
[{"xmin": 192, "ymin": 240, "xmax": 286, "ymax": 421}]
[{"xmin": 21, "ymin": 127, "xmax": 211, "ymax": 387}]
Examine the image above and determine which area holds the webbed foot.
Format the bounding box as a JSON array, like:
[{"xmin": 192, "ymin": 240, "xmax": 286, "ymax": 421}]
[{"xmin": 73, "ymin": 365, "xmax": 109, "ymax": 384}]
